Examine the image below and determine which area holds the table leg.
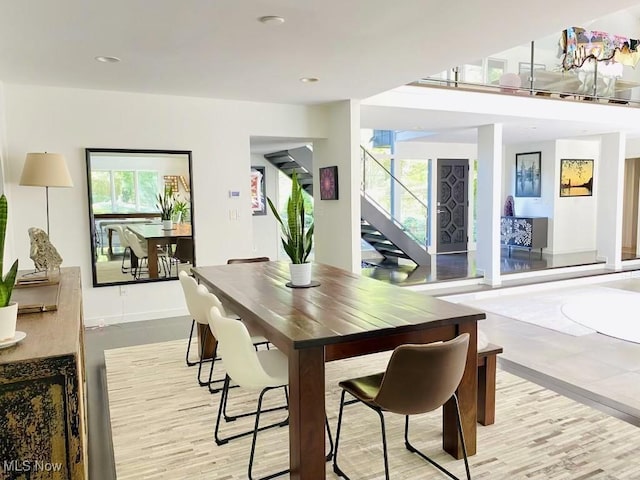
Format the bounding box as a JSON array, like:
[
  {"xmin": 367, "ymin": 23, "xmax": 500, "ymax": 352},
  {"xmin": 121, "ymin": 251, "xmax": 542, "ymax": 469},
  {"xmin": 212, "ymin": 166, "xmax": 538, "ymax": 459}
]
[
  {"xmin": 477, "ymin": 354, "xmax": 497, "ymax": 426},
  {"xmin": 443, "ymin": 321, "xmax": 477, "ymax": 458},
  {"xmin": 288, "ymin": 347, "xmax": 325, "ymax": 479},
  {"xmin": 147, "ymin": 240, "xmax": 159, "ymax": 278}
]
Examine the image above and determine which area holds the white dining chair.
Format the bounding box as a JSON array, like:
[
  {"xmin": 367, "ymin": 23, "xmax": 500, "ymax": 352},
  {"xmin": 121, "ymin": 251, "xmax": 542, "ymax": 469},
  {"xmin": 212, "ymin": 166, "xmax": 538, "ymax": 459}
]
[
  {"xmin": 206, "ymin": 304, "xmax": 334, "ymax": 480},
  {"xmin": 123, "ymin": 229, "xmax": 148, "ymax": 279},
  {"xmin": 179, "ymin": 271, "xmax": 269, "ymax": 391}
]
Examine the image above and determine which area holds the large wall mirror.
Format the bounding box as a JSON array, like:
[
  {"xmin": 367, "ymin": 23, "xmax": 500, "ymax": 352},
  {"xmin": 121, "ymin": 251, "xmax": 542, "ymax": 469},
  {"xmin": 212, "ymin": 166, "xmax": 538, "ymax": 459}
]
[{"xmin": 85, "ymin": 148, "xmax": 195, "ymax": 287}]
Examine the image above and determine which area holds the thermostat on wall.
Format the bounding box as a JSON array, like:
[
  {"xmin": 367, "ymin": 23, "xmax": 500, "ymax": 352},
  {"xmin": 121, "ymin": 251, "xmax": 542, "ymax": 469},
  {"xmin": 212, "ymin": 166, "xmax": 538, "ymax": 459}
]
[{"xmin": 228, "ymin": 191, "xmax": 240, "ymax": 198}]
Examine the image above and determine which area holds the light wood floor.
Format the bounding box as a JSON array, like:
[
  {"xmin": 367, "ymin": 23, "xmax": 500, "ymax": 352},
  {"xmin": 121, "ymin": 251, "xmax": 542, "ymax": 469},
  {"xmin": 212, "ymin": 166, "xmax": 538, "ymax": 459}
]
[
  {"xmin": 106, "ymin": 339, "xmax": 640, "ymax": 479},
  {"xmin": 85, "ymin": 275, "xmax": 640, "ymax": 479}
]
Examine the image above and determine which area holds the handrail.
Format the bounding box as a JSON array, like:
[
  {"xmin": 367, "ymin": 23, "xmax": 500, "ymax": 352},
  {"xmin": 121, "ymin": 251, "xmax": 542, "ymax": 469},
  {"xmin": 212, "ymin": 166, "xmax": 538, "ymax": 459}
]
[
  {"xmin": 361, "ymin": 190, "xmax": 426, "ymax": 247},
  {"xmin": 360, "ymin": 145, "xmax": 428, "ymax": 245},
  {"xmin": 360, "ymin": 146, "xmax": 429, "ymax": 211}
]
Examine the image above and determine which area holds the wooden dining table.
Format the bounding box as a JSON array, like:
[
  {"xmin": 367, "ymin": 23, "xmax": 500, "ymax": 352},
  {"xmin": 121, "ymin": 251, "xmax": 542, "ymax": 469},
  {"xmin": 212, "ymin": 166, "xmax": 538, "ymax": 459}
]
[
  {"xmin": 127, "ymin": 223, "xmax": 192, "ymax": 278},
  {"xmin": 192, "ymin": 261, "xmax": 485, "ymax": 479}
]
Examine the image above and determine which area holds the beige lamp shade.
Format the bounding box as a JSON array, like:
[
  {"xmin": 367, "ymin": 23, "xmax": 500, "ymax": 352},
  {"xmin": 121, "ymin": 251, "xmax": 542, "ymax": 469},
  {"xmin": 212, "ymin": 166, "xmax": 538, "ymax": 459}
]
[{"xmin": 19, "ymin": 153, "xmax": 73, "ymax": 187}]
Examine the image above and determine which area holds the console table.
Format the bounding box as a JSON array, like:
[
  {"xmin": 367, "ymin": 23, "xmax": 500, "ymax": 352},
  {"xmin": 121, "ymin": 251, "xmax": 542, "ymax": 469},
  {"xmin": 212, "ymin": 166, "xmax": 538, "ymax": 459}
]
[
  {"xmin": 0, "ymin": 268, "xmax": 87, "ymax": 479},
  {"xmin": 500, "ymin": 216, "xmax": 548, "ymax": 258}
]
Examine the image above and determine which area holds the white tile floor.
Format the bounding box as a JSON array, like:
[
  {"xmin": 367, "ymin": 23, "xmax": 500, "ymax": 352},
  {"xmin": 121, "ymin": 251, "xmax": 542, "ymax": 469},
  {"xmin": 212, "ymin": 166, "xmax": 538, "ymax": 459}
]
[{"xmin": 457, "ymin": 277, "xmax": 640, "ymax": 422}]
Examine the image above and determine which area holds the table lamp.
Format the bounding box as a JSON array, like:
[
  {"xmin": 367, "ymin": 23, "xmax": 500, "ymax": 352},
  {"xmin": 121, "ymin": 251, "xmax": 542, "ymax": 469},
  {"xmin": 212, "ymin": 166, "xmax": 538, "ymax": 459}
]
[{"xmin": 19, "ymin": 152, "xmax": 73, "ymax": 236}]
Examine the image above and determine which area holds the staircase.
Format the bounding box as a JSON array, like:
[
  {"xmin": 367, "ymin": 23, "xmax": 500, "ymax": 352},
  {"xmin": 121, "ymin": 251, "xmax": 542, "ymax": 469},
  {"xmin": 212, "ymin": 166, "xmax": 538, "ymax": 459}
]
[
  {"xmin": 264, "ymin": 146, "xmax": 430, "ymax": 266},
  {"xmin": 264, "ymin": 147, "xmax": 314, "ymax": 194}
]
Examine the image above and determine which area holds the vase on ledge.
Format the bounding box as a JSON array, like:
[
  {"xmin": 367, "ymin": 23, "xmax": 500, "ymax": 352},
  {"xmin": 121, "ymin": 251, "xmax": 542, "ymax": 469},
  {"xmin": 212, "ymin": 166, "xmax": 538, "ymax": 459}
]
[
  {"xmin": 289, "ymin": 263, "xmax": 312, "ymax": 286},
  {"xmin": 162, "ymin": 220, "xmax": 173, "ymax": 230}
]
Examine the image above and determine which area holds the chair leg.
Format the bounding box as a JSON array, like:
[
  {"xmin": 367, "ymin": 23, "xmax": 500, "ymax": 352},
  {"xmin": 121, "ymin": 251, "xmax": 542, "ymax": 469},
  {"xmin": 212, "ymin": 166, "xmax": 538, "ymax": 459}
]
[
  {"xmin": 376, "ymin": 409, "xmax": 390, "ymax": 480},
  {"xmin": 185, "ymin": 320, "xmax": 198, "ymax": 367},
  {"xmin": 121, "ymin": 246, "xmax": 131, "ymax": 273},
  {"xmin": 248, "ymin": 387, "xmax": 290, "ymax": 480},
  {"xmin": 404, "ymin": 394, "xmax": 471, "ymax": 480},
  {"xmin": 224, "ymin": 384, "xmax": 288, "ymax": 422},
  {"xmin": 332, "ymin": 390, "xmax": 350, "ymax": 479},
  {"xmin": 332, "ymin": 392, "xmax": 393, "ymax": 480},
  {"xmin": 214, "ymin": 376, "xmax": 288, "ymax": 446},
  {"xmin": 206, "ymin": 342, "xmax": 226, "ymax": 394}
]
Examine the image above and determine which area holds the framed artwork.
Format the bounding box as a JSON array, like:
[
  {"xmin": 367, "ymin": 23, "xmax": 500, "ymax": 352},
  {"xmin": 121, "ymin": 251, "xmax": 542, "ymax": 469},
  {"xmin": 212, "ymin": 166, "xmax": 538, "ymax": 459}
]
[
  {"xmin": 515, "ymin": 151, "xmax": 541, "ymax": 197},
  {"xmin": 319, "ymin": 166, "xmax": 339, "ymax": 200},
  {"xmin": 560, "ymin": 159, "xmax": 594, "ymax": 197},
  {"xmin": 250, "ymin": 166, "xmax": 266, "ymax": 215}
]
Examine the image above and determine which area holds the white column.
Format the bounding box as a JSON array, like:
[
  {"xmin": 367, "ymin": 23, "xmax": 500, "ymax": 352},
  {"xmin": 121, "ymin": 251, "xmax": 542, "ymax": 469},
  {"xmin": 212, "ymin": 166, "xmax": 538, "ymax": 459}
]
[
  {"xmin": 476, "ymin": 124, "xmax": 503, "ymax": 286},
  {"xmin": 597, "ymin": 132, "xmax": 625, "ymax": 269},
  {"xmin": 313, "ymin": 100, "xmax": 361, "ymax": 273}
]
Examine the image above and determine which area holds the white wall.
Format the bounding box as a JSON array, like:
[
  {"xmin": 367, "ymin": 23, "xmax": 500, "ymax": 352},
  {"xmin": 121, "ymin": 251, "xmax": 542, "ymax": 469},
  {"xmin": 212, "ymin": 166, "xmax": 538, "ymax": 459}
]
[
  {"xmin": 553, "ymin": 139, "xmax": 600, "ymax": 254},
  {"xmin": 314, "ymin": 100, "xmax": 361, "ymax": 273},
  {"xmin": 3, "ymin": 84, "xmax": 328, "ymax": 326},
  {"xmin": 250, "ymin": 154, "xmax": 280, "ymax": 261}
]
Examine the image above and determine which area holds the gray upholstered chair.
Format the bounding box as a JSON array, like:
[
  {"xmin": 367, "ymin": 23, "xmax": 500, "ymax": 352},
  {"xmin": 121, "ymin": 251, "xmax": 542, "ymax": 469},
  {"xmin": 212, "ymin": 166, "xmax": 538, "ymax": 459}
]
[{"xmin": 333, "ymin": 333, "xmax": 471, "ymax": 480}]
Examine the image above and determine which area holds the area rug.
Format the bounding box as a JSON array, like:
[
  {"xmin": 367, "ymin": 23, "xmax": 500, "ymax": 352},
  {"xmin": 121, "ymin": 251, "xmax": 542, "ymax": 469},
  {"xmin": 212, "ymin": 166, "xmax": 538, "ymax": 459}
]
[
  {"xmin": 105, "ymin": 339, "xmax": 640, "ymax": 479},
  {"xmin": 450, "ymin": 285, "xmax": 640, "ymax": 338}
]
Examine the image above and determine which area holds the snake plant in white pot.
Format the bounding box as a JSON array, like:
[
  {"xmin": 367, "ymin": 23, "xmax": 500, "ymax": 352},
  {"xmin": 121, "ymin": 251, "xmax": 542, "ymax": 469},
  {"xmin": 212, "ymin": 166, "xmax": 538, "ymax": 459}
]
[
  {"xmin": 0, "ymin": 194, "xmax": 19, "ymax": 341},
  {"xmin": 267, "ymin": 172, "xmax": 314, "ymax": 286}
]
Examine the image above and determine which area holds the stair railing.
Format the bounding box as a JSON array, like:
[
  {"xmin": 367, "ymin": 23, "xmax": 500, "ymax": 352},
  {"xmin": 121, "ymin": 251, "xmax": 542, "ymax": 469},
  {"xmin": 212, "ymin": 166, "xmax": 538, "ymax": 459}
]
[{"xmin": 360, "ymin": 146, "xmax": 429, "ymax": 246}]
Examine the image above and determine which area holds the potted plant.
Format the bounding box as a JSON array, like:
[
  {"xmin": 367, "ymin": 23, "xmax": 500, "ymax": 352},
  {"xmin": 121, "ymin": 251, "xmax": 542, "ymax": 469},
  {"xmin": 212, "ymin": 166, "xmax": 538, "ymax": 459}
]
[
  {"xmin": 267, "ymin": 172, "xmax": 314, "ymax": 286},
  {"xmin": 157, "ymin": 187, "xmax": 175, "ymax": 230},
  {"xmin": 0, "ymin": 194, "xmax": 19, "ymax": 341},
  {"xmin": 173, "ymin": 197, "xmax": 189, "ymax": 224}
]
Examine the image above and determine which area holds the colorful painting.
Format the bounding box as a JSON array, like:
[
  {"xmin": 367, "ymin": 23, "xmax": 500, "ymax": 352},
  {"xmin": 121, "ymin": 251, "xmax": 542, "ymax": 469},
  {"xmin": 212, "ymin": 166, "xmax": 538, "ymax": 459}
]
[
  {"xmin": 560, "ymin": 159, "xmax": 593, "ymax": 197},
  {"xmin": 250, "ymin": 166, "xmax": 266, "ymax": 215},
  {"xmin": 319, "ymin": 166, "xmax": 338, "ymax": 200},
  {"xmin": 515, "ymin": 152, "xmax": 541, "ymax": 197}
]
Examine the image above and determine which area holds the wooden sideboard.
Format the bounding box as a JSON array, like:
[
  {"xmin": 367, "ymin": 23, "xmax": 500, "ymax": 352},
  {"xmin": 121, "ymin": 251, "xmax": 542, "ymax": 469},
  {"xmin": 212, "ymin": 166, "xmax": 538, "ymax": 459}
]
[
  {"xmin": 0, "ymin": 268, "xmax": 87, "ymax": 479},
  {"xmin": 500, "ymin": 216, "xmax": 548, "ymax": 258}
]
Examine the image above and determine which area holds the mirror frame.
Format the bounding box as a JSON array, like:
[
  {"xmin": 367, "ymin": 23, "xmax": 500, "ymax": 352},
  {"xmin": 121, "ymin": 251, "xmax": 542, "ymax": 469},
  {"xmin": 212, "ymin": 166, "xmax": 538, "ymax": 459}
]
[{"xmin": 85, "ymin": 148, "xmax": 195, "ymax": 287}]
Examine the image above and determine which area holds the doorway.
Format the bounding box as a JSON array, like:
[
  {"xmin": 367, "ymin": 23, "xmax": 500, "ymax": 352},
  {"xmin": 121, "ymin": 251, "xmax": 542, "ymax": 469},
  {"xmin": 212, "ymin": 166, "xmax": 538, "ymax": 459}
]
[
  {"xmin": 436, "ymin": 159, "xmax": 469, "ymax": 253},
  {"xmin": 622, "ymin": 157, "xmax": 640, "ymax": 259}
]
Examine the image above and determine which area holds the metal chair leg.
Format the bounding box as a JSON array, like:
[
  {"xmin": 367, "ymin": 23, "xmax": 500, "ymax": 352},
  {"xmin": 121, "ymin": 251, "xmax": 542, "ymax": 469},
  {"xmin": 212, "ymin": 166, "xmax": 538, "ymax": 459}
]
[
  {"xmin": 248, "ymin": 387, "xmax": 290, "ymax": 480},
  {"xmin": 332, "ymin": 390, "xmax": 350, "ymax": 479},
  {"xmin": 185, "ymin": 320, "xmax": 198, "ymax": 367},
  {"xmin": 224, "ymin": 384, "xmax": 288, "ymax": 422},
  {"xmin": 404, "ymin": 394, "xmax": 471, "ymax": 480},
  {"xmin": 214, "ymin": 376, "xmax": 288, "ymax": 446},
  {"xmin": 376, "ymin": 409, "xmax": 390, "ymax": 480}
]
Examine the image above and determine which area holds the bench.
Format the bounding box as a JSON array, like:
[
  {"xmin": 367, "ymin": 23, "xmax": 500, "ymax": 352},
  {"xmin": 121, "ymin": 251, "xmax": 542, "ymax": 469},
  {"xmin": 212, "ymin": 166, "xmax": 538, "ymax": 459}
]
[{"xmin": 477, "ymin": 343, "xmax": 503, "ymax": 426}]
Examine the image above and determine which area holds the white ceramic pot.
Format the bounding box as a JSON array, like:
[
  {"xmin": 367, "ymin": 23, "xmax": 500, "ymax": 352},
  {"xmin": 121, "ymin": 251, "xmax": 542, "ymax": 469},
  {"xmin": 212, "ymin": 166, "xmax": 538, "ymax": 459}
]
[
  {"xmin": 162, "ymin": 220, "xmax": 173, "ymax": 230},
  {"xmin": 289, "ymin": 263, "xmax": 312, "ymax": 286},
  {"xmin": 0, "ymin": 302, "xmax": 18, "ymax": 341}
]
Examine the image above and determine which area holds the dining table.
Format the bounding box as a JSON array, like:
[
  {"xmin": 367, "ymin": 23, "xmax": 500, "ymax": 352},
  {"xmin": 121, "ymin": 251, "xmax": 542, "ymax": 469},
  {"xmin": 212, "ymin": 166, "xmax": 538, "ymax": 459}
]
[
  {"xmin": 192, "ymin": 261, "xmax": 485, "ymax": 479},
  {"xmin": 127, "ymin": 223, "xmax": 192, "ymax": 278}
]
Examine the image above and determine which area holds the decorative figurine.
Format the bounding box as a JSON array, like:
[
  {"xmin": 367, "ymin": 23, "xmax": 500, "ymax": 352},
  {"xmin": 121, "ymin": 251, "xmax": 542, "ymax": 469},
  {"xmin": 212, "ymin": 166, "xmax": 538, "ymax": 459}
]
[{"xmin": 28, "ymin": 227, "xmax": 63, "ymax": 272}]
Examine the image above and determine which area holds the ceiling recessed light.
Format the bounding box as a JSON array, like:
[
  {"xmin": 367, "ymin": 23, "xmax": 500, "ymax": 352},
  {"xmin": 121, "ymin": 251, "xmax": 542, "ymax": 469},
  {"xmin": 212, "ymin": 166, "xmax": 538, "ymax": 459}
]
[
  {"xmin": 258, "ymin": 15, "xmax": 285, "ymax": 25},
  {"xmin": 95, "ymin": 56, "xmax": 121, "ymax": 63},
  {"xmin": 300, "ymin": 77, "xmax": 319, "ymax": 83}
]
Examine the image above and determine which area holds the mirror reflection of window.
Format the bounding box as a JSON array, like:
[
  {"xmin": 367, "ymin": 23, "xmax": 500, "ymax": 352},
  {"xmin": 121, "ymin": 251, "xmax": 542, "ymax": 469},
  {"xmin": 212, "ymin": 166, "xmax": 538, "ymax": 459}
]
[{"xmin": 85, "ymin": 149, "xmax": 195, "ymax": 287}]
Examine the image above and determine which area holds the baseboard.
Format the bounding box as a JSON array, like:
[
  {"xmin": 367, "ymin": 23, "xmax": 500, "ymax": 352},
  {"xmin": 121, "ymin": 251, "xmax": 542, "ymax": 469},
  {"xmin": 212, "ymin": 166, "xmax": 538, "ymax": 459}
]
[{"xmin": 85, "ymin": 307, "xmax": 188, "ymax": 328}]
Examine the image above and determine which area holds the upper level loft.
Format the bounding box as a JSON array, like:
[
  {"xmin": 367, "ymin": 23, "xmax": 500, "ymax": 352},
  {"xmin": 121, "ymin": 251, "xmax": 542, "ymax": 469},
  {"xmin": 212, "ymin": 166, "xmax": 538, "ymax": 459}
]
[{"xmin": 415, "ymin": 10, "xmax": 640, "ymax": 107}]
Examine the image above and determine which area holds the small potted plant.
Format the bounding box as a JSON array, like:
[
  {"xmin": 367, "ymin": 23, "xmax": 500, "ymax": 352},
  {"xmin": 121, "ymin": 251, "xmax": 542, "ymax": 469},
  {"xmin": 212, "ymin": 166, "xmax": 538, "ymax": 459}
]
[
  {"xmin": 267, "ymin": 172, "xmax": 314, "ymax": 286},
  {"xmin": 0, "ymin": 194, "xmax": 19, "ymax": 340},
  {"xmin": 157, "ymin": 187, "xmax": 175, "ymax": 230},
  {"xmin": 173, "ymin": 197, "xmax": 189, "ymax": 224}
]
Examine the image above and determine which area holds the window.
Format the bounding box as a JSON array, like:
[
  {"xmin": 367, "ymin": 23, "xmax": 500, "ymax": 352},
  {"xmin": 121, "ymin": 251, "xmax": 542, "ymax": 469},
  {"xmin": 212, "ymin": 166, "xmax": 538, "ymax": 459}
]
[{"xmin": 91, "ymin": 170, "xmax": 160, "ymax": 213}]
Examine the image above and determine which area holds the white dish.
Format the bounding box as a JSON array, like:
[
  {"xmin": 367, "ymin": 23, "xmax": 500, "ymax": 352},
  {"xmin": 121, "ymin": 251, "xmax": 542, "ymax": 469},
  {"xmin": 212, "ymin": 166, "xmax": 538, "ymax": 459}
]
[{"xmin": 0, "ymin": 331, "xmax": 26, "ymax": 349}]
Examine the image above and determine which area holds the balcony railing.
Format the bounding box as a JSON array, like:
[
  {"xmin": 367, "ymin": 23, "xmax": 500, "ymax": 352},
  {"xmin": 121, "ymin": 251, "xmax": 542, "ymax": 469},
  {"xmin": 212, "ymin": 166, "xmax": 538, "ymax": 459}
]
[{"xmin": 418, "ymin": 33, "xmax": 640, "ymax": 106}]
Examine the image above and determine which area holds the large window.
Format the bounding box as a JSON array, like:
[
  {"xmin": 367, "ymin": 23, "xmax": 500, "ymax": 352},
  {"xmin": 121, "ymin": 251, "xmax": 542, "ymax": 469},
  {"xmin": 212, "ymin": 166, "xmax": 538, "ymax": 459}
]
[{"xmin": 91, "ymin": 170, "xmax": 160, "ymax": 213}]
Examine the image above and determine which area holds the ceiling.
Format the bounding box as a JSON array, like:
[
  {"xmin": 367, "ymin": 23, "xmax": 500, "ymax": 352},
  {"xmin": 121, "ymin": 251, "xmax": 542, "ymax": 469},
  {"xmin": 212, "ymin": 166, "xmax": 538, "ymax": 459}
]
[
  {"xmin": 0, "ymin": 0, "xmax": 637, "ymax": 104},
  {"xmin": 1, "ymin": 0, "xmax": 638, "ymax": 106}
]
